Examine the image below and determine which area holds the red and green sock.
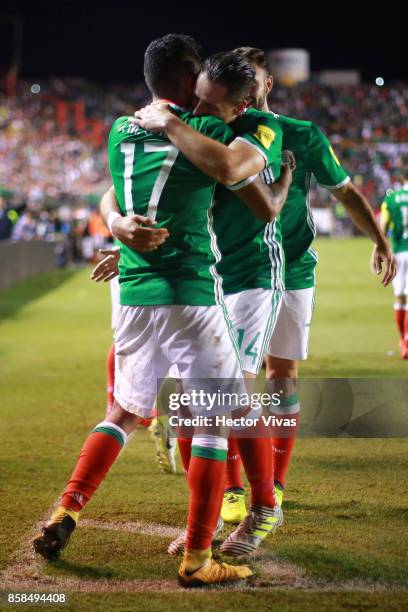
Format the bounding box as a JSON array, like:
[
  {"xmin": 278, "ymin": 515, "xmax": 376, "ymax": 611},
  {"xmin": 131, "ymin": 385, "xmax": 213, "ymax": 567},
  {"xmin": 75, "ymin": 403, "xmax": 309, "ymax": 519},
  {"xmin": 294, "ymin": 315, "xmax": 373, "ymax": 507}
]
[
  {"xmin": 186, "ymin": 436, "xmax": 227, "ymax": 551},
  {"xmin": 61, "ymin": 421, "xmax": 127, "ymax": 512}
]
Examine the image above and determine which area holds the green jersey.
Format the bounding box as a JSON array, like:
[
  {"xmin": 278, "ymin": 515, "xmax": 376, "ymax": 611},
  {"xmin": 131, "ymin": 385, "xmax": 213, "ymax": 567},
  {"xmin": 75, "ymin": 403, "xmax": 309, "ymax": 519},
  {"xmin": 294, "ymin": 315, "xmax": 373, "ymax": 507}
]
[
  {"xmin": 214, "ymin": 108, "xmax": 284, "ymax": 294},
  {"xmin": 108, "ymin": 112, "xmax": 233, "ymax": 306},
  {"xmin": 279, "ymin": 115, "xmax": 349, "ymax": 290},
  {"xmin": 381, "ymin": 186, "xmax": 408, "ymax": 253}
]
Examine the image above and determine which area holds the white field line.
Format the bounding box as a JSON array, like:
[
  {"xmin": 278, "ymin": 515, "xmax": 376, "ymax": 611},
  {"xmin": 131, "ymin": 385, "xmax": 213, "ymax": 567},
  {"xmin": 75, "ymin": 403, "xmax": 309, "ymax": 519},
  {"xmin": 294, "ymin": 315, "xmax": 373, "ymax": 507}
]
[{"xmin": 1, "ymin": 516, "xmax": 405, "ymax": 594}]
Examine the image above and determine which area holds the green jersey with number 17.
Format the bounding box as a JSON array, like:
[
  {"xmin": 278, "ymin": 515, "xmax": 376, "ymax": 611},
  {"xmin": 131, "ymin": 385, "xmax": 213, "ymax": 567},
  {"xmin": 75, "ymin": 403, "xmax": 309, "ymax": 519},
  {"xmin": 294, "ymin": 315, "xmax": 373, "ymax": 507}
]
[
  {"xmin": 108, "ymin": 111, "xmax": 234, "ymax": 306},
  {"xmin": 214, "ymin": 108, "xmax": 284, "ymax": 294},
  {"xmin": 279, "ymin": 115, "xmax": 349, "ymax": 290},
  {"xmin": 381, "ymin": 186, "xmax": 408, "ymax": 253}
]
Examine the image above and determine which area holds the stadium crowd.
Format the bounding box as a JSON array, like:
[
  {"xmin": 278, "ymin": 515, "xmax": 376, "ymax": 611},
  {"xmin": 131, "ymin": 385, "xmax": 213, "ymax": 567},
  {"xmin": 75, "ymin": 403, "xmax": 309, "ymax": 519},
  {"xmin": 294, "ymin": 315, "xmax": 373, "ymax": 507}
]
[{"xmin": 0, "ymin": 77, "xmax": 407, "ymax": 256}]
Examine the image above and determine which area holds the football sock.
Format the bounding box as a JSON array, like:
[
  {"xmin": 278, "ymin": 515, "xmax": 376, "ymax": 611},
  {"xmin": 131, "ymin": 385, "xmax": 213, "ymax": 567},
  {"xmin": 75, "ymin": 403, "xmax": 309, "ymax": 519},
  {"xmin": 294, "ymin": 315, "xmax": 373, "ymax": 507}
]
[
  {"xmin": 61, "ymin": 421, "xmax": 127, "ymax": 512},
  {"xmin": 394, "ymin": 304, "xmax": 405, "ymax": 338},
  {"xmin": 106, "ymin": 343, "xmax": 115, "ymax": 417},
  {"xmin": 403, "ymin": 305, "xmax": 408, "ymax": 344},
  {"xmin": 178, "ymin": 437, "xmax": 192, "ymax": 474},
  {"xmin": 236, "ymin": 437, "xmax": 275, "ymax": 508},
  {"xmin": 225, "ymin": 436, "xmax": 244, "ymax": 491},
  {"xmin": 272, "ymin": 392, "xmax": 300, "ymax": 488},
  {"xmin": 186, "ymin": 435, "xmax": 227, "ymax": 551}
]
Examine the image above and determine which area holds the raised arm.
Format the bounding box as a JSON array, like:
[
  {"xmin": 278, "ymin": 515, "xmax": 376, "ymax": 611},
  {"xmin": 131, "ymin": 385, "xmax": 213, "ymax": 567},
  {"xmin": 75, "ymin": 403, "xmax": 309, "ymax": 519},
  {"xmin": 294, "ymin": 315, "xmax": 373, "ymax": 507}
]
[{"xmin": 133, "ymin": 104, "xmax": 265, "ymax": 185}]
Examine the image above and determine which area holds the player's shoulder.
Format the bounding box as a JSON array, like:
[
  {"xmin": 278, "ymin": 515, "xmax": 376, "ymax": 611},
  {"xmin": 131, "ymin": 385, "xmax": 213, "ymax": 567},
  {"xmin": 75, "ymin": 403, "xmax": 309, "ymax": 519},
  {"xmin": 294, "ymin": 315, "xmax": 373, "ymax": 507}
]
[
  {"xmin": 185, "ymin": 112, "xmax": 230, "ymax": 131},
  {"xmin": 109, "ymin": 116, "xmax": 144, "ymax": 141},
  {"xmin": 236, "ymin": 107, "xmax": 281, "ymax": 131},
  {"xmin": 111, "ymin": 116, "xmax": 133, "ymax": 131},
  {"xmin": 279, "ymin": 113, "xmax": 313, "ymax": 132},
  {"xmin": 177, "ymin": 112, "xmax": 233, "ymax": 141}
]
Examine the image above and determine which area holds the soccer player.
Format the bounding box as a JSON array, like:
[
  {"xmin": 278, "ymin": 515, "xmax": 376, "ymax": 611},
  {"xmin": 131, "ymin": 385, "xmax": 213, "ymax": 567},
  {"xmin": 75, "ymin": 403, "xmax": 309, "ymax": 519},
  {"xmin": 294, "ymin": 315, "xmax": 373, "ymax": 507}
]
[
  {"xmin": 133, "ymin": 51, "xmax": 296, "ymax": 556},
  {"xmin": 215, "ymin": 47, "xmax": 396, "ymax": 525},
  {"xmin": 379, "ymin": 183, "xmax": 408, "ymax": 358},
  {"xmin": 33, "ymin": 35, "xmax": 286, "ymax": 587}
]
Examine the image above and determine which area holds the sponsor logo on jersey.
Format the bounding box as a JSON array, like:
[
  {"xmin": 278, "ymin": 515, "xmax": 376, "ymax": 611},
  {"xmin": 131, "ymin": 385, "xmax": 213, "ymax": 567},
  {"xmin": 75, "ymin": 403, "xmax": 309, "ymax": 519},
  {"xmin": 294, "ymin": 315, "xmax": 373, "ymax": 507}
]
[
  {"xmin": 254, "ymin": 125, "xmax": 275, "ymax": 149},
  {"xmin": 329, "ymin": 146, "xmax": 341, "ymax": 166}
]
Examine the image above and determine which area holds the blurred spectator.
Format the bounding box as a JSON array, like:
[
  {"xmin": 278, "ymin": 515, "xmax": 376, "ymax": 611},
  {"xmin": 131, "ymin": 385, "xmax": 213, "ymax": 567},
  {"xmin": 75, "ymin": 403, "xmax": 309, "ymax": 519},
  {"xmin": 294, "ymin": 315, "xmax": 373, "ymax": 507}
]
[
  {"xmin": 0, "ymin": 196, "xmax": 18, "ymax": 239},
  {"xmin": 0, "ymin": 77, "xmax": 406, "ymax": 246},
  {"xmin": 11, "ymin": 210, "xmax": 37, "ymax": 241}
]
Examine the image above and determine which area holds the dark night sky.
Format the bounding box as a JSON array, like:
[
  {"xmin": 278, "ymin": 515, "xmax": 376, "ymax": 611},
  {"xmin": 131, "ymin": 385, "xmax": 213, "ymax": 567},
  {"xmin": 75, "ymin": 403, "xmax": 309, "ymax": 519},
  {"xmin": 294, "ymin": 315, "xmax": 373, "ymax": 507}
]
[{"xmin": 0, "ymin": 0, "xmax": 405, "ymax": 84}]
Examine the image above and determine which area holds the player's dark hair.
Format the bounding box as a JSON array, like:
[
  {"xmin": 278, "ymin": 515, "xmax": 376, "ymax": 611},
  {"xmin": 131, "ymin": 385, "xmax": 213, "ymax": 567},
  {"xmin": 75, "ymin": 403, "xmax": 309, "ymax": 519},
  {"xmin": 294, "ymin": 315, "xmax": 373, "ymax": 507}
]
[
  {"xmin": 234, "ymin": 47, "xmax": 269, "ymax": 73},
  {"xmin": 202, "ymin": 51, "xmax": 255, "ymax": 102},
  {"xmin": 144, "ymin": 34, "xmax": 202, "ymax": 98}
]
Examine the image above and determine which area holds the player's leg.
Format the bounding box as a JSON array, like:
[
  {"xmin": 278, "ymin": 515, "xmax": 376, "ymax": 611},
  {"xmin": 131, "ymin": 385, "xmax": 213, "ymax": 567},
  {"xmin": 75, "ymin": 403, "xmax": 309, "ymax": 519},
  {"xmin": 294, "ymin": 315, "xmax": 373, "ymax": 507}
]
[
  {"xmin": 393, "ymin": 253, "xmax": 408, "ymax": 358},
  {"xmin": 394, "ymin": 296, "xmax": 407, "ymax": 358},
  {"xmin": 105, "ymin": 343, "xmax": 115, "ymax": 416},
  {"xmin": 33, "ymin": 305, "xmax": 162, "ymax": 560},
  {"xmin": 404, "ymin": 260, "xmax": 408, "ymax": 359},
  {"xmin": 106, "ymin": 277, "xmax": 120, "ymax": 416},
  {"xmin": 163, "ymin": 304, "xmax": 253, "ymax": 585},
  {"xmin": 220, "ymin": 290, "xmax": 286, "ymax": 555},
  {"xmin": 221, "ymin": 437, "xmax": 246, "ymax": 523},
  {"xmin": 264, "ymin": 287, "xmax": 315, "ymax": 500},
  {"xmin": 221, "ymin": 289, "xmax": 281, "ymax": 526},
  {"xmin": 148, "ymin": 369, "xmax": 180, "ymax": 473},
  {"xmin": 265, "ymin": 356, "xmax": 299, "ymax": 497}
]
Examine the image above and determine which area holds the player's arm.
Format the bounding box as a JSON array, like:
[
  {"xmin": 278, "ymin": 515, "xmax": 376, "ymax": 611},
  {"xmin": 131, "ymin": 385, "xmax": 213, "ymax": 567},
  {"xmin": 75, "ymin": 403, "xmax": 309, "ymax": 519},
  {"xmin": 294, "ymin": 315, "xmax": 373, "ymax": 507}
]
[
  {"xmin": 234, "ymin": 158, "xmax": 293, "ymax": 222},
  {"xmin": 308, "ymin": 124, "xmax": 396, "ymax": 286},
  {"xmin": 331, "ymin": 182, "xmax": 395, "ymax": 287},
  {"xmin": 133, "ymin": 104, "xmax": 265, "ymax": 185},
  {"xmin": 99, "ymin": 185, "xmax": 169, "ymax": 252}
]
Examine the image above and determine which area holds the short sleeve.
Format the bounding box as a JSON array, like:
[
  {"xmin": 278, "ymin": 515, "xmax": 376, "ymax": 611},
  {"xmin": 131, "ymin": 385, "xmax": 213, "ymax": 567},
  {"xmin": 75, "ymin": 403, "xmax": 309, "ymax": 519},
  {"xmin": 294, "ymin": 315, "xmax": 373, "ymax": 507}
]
[
  {"xmin": 380, "ymin": 200, "xmax": 390, "ymax": 225},
  {"xmin": 234, "ymin": 113, "xmax": 282, "ymax": 172},
  {"xmin": 306, "ymin": 123, "xmax": 350, "ymax": 190}
]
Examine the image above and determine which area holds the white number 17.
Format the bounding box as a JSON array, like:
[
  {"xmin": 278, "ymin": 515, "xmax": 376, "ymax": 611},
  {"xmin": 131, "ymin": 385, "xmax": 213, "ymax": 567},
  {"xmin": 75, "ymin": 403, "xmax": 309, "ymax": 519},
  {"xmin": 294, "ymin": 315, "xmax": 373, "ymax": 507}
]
[{"xmin": 120, "ymin": 142, "xmax": 179, "ymax": 220}]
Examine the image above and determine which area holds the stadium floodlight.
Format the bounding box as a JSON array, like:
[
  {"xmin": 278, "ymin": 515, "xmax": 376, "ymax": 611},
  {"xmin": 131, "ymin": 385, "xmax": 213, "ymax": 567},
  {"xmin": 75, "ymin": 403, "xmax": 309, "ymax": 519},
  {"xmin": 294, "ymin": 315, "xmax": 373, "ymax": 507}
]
[
  {"xmin": 375, "ymin": 77, "xmax": 385, "ymax": 86},
  {"xmin": 30, "ymin": 83, "xmax": 41, "ymax": 94}
]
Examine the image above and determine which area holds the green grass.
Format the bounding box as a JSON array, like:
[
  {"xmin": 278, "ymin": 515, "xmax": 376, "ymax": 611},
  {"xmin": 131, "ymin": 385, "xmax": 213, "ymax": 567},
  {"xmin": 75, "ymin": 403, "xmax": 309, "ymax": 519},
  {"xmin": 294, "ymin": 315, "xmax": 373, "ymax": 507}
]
[
  {"xmin": 304, "ymin": 238, "xmax": 406, "ymax": 377},
  {"xmin": 0, "ymin": 238, "xmax": 407, "ymax": 611}
]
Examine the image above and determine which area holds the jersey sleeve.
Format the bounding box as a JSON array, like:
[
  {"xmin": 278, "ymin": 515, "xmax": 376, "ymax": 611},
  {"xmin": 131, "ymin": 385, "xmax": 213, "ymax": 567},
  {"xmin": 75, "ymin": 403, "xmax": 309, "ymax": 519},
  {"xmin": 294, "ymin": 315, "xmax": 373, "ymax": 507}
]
[
  {"xmin": 380, "ymin": 201, "xmax": 390, "ymax": 224},
  {"xmin": 234, "ymin": 113, "xmax": 282, "ymax": 175},
  {"xmin": 306, "ymin": 123, "xmax": 350, "ymax": 190}
]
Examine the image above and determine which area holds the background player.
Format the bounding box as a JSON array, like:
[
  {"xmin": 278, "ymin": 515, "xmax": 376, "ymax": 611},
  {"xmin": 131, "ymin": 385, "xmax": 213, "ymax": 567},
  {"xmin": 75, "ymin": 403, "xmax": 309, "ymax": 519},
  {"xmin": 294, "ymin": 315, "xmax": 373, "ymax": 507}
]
[{"xmin": 379, "ymin": 182, "xmax": 408, "ymax": 358}]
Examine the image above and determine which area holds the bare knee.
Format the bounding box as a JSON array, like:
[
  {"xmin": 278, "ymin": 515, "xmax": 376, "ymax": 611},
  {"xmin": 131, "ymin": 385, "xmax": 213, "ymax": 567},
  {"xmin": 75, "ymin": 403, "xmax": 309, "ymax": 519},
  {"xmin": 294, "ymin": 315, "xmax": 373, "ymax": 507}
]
[
  {"xmin": 107, "ymin": 400, "xmax": 143, "ymax": 434},
  {"xmin": 265, "ymin": 355, "xmax": 298, "ymax": 380}
]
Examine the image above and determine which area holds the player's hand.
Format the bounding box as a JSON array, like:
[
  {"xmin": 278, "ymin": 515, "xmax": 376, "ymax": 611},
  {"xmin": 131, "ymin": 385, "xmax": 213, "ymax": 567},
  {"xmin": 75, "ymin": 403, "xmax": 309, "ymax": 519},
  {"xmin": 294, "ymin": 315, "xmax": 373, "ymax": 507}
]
[
  {"xmin": 91, "ymin": 249, "xmax": 120, "ymax": 283},
  {"xmin": 133, "ymin": 103, "xmax": 174, "ymax": 133},
  {"xmin": 111, "ymin": 215, "xmax": 169, "ymax": 251},
  {"xmin": 370, "ymin": 240, "xmax": 396, "ymax": 287}
]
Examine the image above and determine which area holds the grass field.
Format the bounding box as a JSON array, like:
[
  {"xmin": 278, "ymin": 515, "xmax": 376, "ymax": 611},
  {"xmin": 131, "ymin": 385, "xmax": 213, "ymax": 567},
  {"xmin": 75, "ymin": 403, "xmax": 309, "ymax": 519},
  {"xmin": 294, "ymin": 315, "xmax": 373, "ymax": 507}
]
[{"xmin": 0, "ymin": 238, "xmax": 407, "ymax": 611}]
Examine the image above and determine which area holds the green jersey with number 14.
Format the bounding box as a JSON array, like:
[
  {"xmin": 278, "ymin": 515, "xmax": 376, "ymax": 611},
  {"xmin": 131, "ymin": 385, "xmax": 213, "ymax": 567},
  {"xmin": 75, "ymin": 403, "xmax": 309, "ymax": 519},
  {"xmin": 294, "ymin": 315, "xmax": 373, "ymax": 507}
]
[
  {"xmin": 108, "ymin": 112, "xmax": 234, "ymax": 306},
  {"xmin": 381, "ymin": 186, "xmax": 408, "ymax": 253},
  {"xmin": 279, "ymin": 115, "xmax": 349, "ymax": 290}
]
